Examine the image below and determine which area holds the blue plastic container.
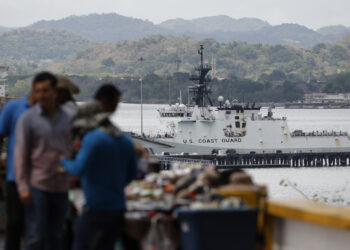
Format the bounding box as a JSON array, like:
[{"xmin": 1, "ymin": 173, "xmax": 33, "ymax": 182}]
[{"xmin": 177, "ymin": 208, "xmax": 258, "ymax": 250}]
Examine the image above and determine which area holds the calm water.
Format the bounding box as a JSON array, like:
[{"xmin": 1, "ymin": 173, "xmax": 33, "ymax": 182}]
[{"xmin": 112, "ymin": 104, "xmax": 350, "ymax": 206}]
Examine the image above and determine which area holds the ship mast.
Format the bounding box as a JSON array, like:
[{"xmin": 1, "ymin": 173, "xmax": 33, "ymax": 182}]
[{"xmin": 189, "ymin": 45, "xmax": 213, "ymax": 107}]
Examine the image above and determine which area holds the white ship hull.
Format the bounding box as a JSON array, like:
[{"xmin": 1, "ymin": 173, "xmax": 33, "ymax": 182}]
[{"xmin": 137, "ymin": 107, "xmax": 350, "ymax": 155}]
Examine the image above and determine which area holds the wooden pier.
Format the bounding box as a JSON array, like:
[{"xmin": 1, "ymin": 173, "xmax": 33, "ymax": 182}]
[{"xmin": 156, "ymin": 152, "xmax": 350, "ymax": 169}]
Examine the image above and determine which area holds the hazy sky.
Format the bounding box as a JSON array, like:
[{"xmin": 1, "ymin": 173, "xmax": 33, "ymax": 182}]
[{"xmin": 1, "ymin": 0, "xmax": 349, "ymax": 29}]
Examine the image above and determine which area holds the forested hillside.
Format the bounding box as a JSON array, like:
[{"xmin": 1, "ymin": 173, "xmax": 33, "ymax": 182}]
[
  {"xmin": 50, "ymin": 35, "xmax": 350, "ymax": 82},
  {"xmin": 5, "ymin": 72, "xmax": 305, "ymax": 103},
  {"xmin": 0, "ymin": 26, "xmax": 11, "ymax": 34},
  {"xmin": 0, "ymin": 29, "xmax": 94, "ymax": 61}
]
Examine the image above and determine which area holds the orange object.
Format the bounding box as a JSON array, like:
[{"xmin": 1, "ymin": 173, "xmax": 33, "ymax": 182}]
[{"xmin": 164, "ymin": 183, "xmax": 174, "ymax": 193}]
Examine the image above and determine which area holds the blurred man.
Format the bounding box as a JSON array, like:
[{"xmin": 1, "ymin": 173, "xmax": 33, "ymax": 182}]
[
  {"xmin": 56, "ymin": 77, "xmax": 79, "ymax": 116},
  {"xmin": 0, "ymin": 89, "xmax": 35, "ymax": 250},
  {"xmin": 15, "ymin": 72, "xmax": 73, "ymax": 250},
  {"xmin": 56, "ymin": 77, "xmax": 79, "ymax": 250},
  {"xmin": 69, "ymin": 83, "xmax": 122, "ymax": 154},
  {"xmin": 61, "ymin": 84, "xmax": 138, "ymax": 250}
]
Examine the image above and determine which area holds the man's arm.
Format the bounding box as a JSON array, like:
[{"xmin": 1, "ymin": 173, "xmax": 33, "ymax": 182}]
[
  {"xmin": 0, "ymin": 102, "xmax": 12, "ymax": 139},
  {"xmin": 0, "ymin": 103, "xmax": 12, "ymax": 168},
  {"xmin": 14, "ymin": 115, "xmax": 32, "ymax": 204},
  {"xmin": 61, "ymin": 132, "xmax": 97, "ymax": 177},
  {"xmin": 0, "ymin": 135, "xmax": 4, "ymax": 169}
]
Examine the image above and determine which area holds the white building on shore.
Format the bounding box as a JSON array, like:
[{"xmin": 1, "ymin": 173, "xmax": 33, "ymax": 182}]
[{"xmin": 304, "ymin": 93, "xmax": 350, "ymax": 103}]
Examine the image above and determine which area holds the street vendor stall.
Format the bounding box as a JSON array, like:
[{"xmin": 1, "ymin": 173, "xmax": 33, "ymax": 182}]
[{"xmin": 123, "ymin": 162, "xmax": 264, "ymax": 250}]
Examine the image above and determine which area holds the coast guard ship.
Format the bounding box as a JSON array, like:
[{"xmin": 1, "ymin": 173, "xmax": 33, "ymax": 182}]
[{"xmin": 134, "ymin": 46, "xmax": 350, "ymax": 155}]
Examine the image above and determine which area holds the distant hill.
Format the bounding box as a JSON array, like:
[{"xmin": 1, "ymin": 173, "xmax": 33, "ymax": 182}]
[
  {"xmin": 0, "ymin": 29, "xmax": 94, "ymax": 61},
  {"xmin": 317, "ymin": 25, "xmax": 350, "ymax": 40},
  {"xmin": 176, "ymin": 23, "xmax": 330, "ymax": 47},
  {"xmin": 0, "ymin": 26, "xmax": 11, "ymax": 34},
  {"xmin": 242, "ymin": 24, "xmax": 328, "ymax": 46},
  {"xmin": 26, "ymin": 13, "xmax": 350, "ymax": 47},
  {"xmin": 29, "ymin": 13, "xmax": 167, "ymax": 41},
  {"xmin": 158, "ymin": 16, "xmax": 270, "ymax": 33}
]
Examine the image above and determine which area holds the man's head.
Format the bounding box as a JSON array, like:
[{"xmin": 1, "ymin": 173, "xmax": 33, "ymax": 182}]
[
  {"xmin": 94, "ymin": 84, "xmax": 121, "ymax": 112},
  {"xmin": 32, "ymin": 72, "xmax": 57, "ymax": 110},
  {"xmin": 56, "ymin": 88, "xmax": 72, "ymax": 105},
  {"xmin": 56, "ymin": 77, "xmax": 79, "ymax": 105}
]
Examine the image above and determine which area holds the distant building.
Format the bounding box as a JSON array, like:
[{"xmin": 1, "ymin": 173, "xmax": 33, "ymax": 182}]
[
  {"xmin": 304, "ymin": 93, "xmax": 350, "ymax": 103},
  {"xmin": 0, "ymin": 85, "xmax": 6, "ymax": 97},
  {"xmin": 0, "ymin": 66, "xmax": 9, "ymax": 97}
]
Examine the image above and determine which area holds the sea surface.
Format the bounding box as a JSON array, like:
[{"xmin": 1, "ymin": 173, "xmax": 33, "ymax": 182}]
[{"xmin": 112, "ymin": 104, "xmax": 350, "ymax": 207}]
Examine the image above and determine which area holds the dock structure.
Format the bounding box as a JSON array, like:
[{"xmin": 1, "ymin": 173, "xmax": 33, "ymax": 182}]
[{"xmin": 156, "ymin": 152, "xmax": 350, "ymax": 169}]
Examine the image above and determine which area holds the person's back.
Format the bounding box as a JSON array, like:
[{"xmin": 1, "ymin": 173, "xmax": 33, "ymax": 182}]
[
  {"xmin": 61, "ymin": 83, "xmax": 138, "ymax": 250},
  {"xmin": 69, "ymin": 129, "xmax": 137, "ymax": 210}
]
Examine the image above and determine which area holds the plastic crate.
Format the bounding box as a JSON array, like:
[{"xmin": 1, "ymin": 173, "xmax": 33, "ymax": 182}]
[{"xmin": 177, "ymin": 208, "xmax": 258, "ymax": 250}]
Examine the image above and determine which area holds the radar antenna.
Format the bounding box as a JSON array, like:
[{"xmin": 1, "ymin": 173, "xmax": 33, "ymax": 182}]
[{"xmin": 189, "ymin": 45, "xmax": 213, "ymax": 106}]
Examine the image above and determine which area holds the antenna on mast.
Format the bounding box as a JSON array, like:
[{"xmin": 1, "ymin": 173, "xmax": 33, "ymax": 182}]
[
  {"xmin": 189, "ymin": 45, "xmax": 213, "ymax": 107},
  {"xmin": 175, "ymin": 58, "xmax": 181, "ymax": 72},
  {"xmin": 211, "ymin": 54, "xmax": 216, "ymax": 79},
  {"xmin": 198, "ymin": 45, "xmax": 204, "ymax": 69},
  {"xmin": 138, "ymin": 57, "xmax": 145, "ymax": 136}
]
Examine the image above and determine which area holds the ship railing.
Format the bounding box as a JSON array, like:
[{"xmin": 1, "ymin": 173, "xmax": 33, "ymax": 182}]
[
  {"xmin": 152, "ymin": 133, "xmax": 174, "ymax": 139},
  {"xmin": 291, "ymin": 130, "xmax": 349, "ymax": 137},
  {"xmin": 155, "ymin": 156, "xmax": 213, "ymax": 165},
  {"xmin": 158, "ymin": 110, "xmax": 193, "ymax": 118},
  {"xmin": 259, "ymin": 117, "xmax": 287, "ymax": 121}
]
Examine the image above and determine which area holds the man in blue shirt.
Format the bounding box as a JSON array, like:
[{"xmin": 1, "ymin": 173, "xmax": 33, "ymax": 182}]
[
  {"xmin": 0, "ymin": 94, "xmax": 35, "ymax": 250},
  {"xmin": 61, "ymin": 84, "xmax": 138, "ymax": 250}
]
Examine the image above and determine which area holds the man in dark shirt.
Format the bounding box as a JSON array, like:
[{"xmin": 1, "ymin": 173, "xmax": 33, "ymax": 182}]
[{"xmin": 61, "ymin": 84, "xmax": 138, "ymax": 250}]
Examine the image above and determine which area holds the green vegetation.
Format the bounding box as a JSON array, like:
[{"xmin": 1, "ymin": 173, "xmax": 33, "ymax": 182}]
[
  {"xmin": 5, "ymin": 72, "xmax": 305, "ymax": 103},
  {"xmin": 101, "ymin": 57, "xmax": 116, "ymax": 67},
  {"xmin": 52, "ymin": 35, "xmax": 350, "ymax": 82},
  {"xmin": 0, "ymin": 29, "xmax": 94, "ymax": 61},
  {"xmin": 2, "ymin": 30, "xmax": 350, "ymax": 103},
  {"xmin": 323, "ymin": 73, "xmax": 350, "ymax": 93},
  {"xmin": 6, "ymin": 70, "xmax": 350, "ymax": 103},
  {"xmin": 0, "ymin": 26, "xmax": 11, "ymax": 34}
]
